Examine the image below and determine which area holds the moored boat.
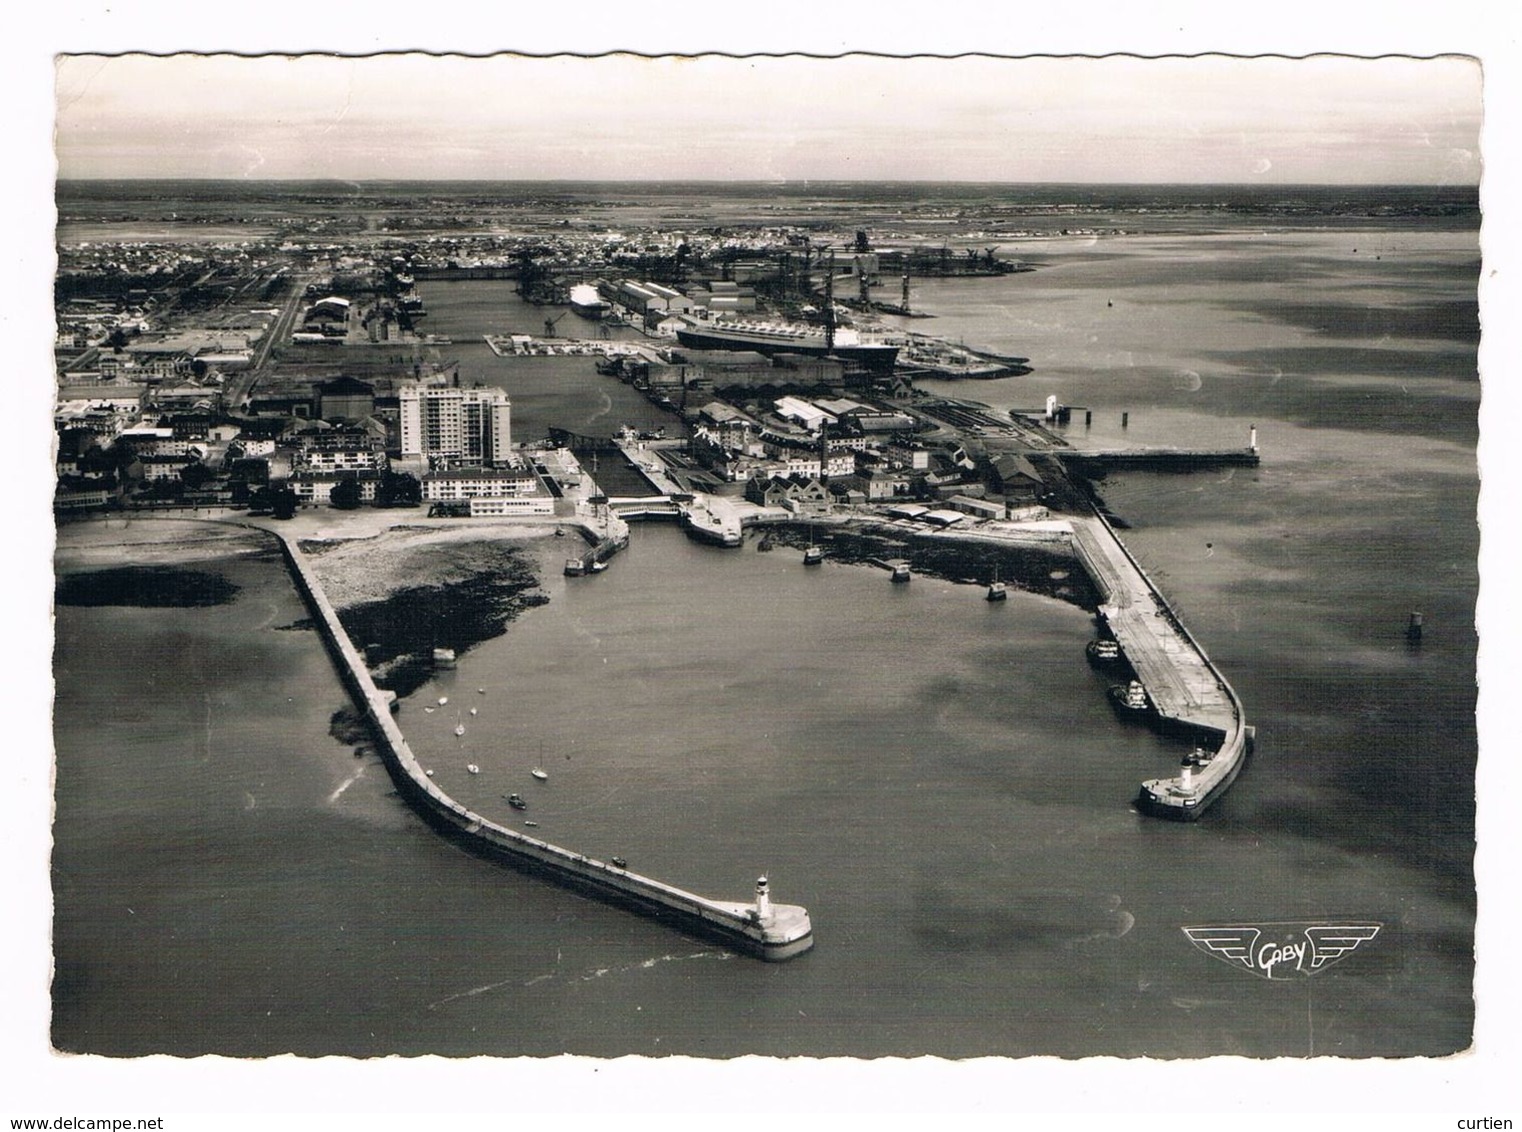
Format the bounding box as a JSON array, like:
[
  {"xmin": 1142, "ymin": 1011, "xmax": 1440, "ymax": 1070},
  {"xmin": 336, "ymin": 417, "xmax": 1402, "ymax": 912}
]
[
  {"xmin": 569, "ymin": 283, "xmax": 611, "ymax": 320},
  {"xmin": 565, "ymin": 558, "xmax": 586, "ymax": 576},
  {"xmin": 1109, "ymin": 680, "xmax": 1150, "ymax": 713},
  {"xmin": 986, "ymin": 572, "xmax": 1007, "ymax": 601},
  {"xmin": 507, "ymin": 793, "xmax": 528, "ymax": 810},
  {"xmin": 803, "ymin": 544, "xmax": 824, "ymax": 565},
  {"xmin": 674, "ymin": 316, "xmax": 899, "ymax": 376},
  {"xmin": 1086, "ymin": 638, "xmax": 1123, "ymax": 665},
  {"xmin": 890, "ymin": 562, "xmax": 912, "ymax": 584},
  {"xmin": 531, "ymin": 767, "xmax": 549, "ymax": 781}
]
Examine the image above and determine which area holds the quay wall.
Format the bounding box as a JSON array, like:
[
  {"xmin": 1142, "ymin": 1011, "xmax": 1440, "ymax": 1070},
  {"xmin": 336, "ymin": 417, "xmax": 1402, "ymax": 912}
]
[
  {"xmin": 1060, "ymin": 449, "xmax": 1261, "ymax": 473},
  {"xmin": 270, "ymin": 529, "xmax": 812, "ymax": 959},
  {"xmin": 1069, "ymin": 506, "xmax": 1252, "ymax": 819}
]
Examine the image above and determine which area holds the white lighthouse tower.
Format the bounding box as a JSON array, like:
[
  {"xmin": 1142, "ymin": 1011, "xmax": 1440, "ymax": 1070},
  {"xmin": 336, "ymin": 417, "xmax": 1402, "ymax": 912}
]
[{"xmin": 754, "ymin": 876, "xmax": 772, "ymax": 924}]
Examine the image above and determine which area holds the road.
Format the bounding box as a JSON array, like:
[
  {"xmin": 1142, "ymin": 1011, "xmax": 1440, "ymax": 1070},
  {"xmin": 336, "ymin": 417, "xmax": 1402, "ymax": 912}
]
[{"xmin": 227, "ymin": 271, "xmax": 315, "ymax": 408}]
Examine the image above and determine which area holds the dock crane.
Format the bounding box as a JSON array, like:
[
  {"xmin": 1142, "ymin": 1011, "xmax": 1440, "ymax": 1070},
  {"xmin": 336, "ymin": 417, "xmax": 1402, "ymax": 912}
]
[{"xmin": 544, "ymin": 311, "xmax": 568, "ymax": 337}]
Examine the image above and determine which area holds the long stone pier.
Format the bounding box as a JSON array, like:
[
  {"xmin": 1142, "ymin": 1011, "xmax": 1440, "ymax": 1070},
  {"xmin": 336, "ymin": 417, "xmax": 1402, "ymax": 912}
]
[
  {"xmin": 272, "ymin": 528, "xmax": 813, "ymax": 959},
  {"xmin": 1067, "ymin": 509, "xmax": 1253, "ymax": 819},
  {"xmin": 1058, "ymin": 447, "xmax": 1262, "ymax": 473}
]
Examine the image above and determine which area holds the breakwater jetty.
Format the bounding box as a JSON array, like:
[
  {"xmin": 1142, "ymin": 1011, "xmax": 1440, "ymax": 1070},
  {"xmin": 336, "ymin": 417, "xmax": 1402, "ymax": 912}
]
[
  {"xmin": 272, "ymin": 529, "xmax": 813, "ymax": 959},
  {"xmin": 1067, "ymin": 510, "xmax": 1253, "ymax": 819},
  {"xmin": 1058, "ymin": 447, "xmax": 1261, "ymax": 474}
]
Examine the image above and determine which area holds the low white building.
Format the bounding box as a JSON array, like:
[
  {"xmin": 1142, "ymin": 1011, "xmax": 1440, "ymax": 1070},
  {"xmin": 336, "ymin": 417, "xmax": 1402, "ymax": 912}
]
[
  {"xmin": 289, "ymin": 472, "xmax": 380, "ymax": 505},
  {"xmin": 464, "ymin": 496, "xmax": 556, "ymax": 517},
  {"xmin": 297, "ymin": 446, "xmax": 386, "ymax": 473},
  {"xmin": 947, "ymin": 495, "xmax": 1006, "ymax": 520},
  {"xmin": 921, "ymin": 509, "xmax": 966, "ymax": 528},
  {"xmin": 54, "ymin": 482, "xmax": 115, "ymax": 511},
  {"xmin": 421, "ymin": 468, "xmax": 544, "ymax": 503},
  {"xmin": 773, "ymin": 396, "xmax": 836, "ymax": 431},
  {"xmin": 137, "ymin": 454, "xmax": 194, "ymax": 482}
]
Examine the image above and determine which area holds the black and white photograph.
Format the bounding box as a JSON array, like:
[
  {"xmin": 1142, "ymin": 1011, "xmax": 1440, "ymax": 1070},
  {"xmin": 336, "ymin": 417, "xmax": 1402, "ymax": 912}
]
[{"xmin": 10, "ymin": 3, "xmax": 1520, "ymax": 1122}]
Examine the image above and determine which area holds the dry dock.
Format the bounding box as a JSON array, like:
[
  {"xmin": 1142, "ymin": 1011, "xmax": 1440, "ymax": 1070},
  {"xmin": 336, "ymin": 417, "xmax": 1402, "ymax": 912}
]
[
  {"xmin": 1068, "ymin": 510, "xmax": 1252, "ymax": 819},
  {"xmin": 273, "ymin": 528, "xmax": 813, "ymax": 959}
]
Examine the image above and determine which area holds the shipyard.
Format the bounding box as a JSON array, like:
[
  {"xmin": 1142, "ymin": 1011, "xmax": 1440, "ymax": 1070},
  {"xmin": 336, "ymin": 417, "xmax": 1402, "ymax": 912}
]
[{"xmin": 43, "ymin": 51, "xmax": 1487, "ymax": 1076}]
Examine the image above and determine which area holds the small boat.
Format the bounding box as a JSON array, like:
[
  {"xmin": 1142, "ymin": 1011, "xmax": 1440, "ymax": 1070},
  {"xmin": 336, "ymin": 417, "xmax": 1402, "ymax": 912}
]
[
  {"xmin": 610, "ymin": 857, "xmax": 628, "ymax": 869},
  {"xmin": 454, "ymin": 722, "xmax": 465, "ymax": 737},
  {"xmin": 565, "ymin": 558, "xmax": 586, "ymax": 577},
  {"xmin": 507, "ymin": 793, "xmax": 528, "ymax": 810},
  {"xmin": 986, "ymin": 569, "xmax": 1007, "ymax": 602},
  {"xmin": 438, "ymin": 696, "xmax": 449, "ymax": 706},
  {"xmin": 531, "ymin": 767, "xmax": 549, "ymax": 782},
  {"xmin": 432, "ymin": 647, "xmax": 456, "ymax": 668},
  {"xmin": 524, "ymin": 821, "xmax": 539, "ymax": 828},
  {"xmin": 802, "ymin": 522, "xmax": 823, "ymax": 564},
  {"xmin": 425, "ymin": 769, "xmax": 435, "ymax": 777},
  {"xmin": 424, "ymin": 706, "xmax": 435, "ymax": 714},
  {"xmin": 1109, "ymin": 680, "xmax": 1150, "ymax": 713},
  {"xmin": 890, "ymin": 563, "xmax": 912, "ymax": 583},
  {"xmin": 469, "ymin": 707, "xmax": 478, "ymax": 716},
  {"xmin": 1182, "ymin": 747, "xmax": 1215, "ymax": 767},
  {"xmin": 554, "ymin": 527, "xmax": 566, "ymax": 538},
  {"xmin": 590, "ymin": 560, "xmax": 608, "ymax": 573},
  {"xmin": 477, "ymin": 688, "xmax": 486, "ymax": 695},
  {"xmin": 1087, "ymin": 639, "xmax": 1123, "ymax": 665},
  {"xmin": 467, "ymin": 764, "xmax": 480, "ymax": 775}
]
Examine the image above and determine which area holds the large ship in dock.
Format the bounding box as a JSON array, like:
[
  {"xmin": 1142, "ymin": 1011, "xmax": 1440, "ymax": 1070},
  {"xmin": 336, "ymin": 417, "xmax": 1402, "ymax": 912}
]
[
  {"xmin": 674, "ymin": 315, "xmax": 900, "ymax": 377},
  {"xmin": 569, "ymin": 283, "xmax": 612, "ymax": 321}
]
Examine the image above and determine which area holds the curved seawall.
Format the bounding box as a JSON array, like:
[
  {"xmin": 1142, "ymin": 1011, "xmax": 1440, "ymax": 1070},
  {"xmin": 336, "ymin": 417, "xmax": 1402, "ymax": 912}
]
[
  {"xmin": 1068, "ymin": 508, "xmax": 1253, "ymax": 820},
  {"xmin": 272, "ymin": 529, "xmax": 813, "ymax": 960}
]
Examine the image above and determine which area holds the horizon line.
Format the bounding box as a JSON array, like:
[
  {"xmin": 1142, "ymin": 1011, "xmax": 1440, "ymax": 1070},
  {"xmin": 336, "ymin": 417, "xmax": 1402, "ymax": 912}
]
[{"xmin": 54, "ymin": 177, "xmax": 1481, "ymax": 188}]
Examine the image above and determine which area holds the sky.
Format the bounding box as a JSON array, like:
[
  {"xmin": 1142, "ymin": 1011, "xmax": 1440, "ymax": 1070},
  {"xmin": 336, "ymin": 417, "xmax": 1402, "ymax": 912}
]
[{"xmin": 53, "ymin": 53, "xmax": 1483, "ymax": 184}]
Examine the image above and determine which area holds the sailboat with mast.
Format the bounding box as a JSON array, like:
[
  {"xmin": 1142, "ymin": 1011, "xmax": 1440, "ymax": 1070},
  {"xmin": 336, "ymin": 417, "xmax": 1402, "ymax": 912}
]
[{"xmin": 802, "ymin": 522, "xmax": 824, "ymax": 565}]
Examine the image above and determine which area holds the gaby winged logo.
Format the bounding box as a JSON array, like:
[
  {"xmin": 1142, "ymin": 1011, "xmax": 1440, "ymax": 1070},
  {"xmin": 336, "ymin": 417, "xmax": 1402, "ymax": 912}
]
[{"xmin": 1182, "ymin": 922, "xmax": 1382, "ymax": 979}]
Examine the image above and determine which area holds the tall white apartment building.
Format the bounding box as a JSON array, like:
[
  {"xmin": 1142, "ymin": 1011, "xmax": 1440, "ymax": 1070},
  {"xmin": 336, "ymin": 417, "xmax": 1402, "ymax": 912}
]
[{"xmin": 398, "ymin": 384, "xmax": 513, "ymax": 467}]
